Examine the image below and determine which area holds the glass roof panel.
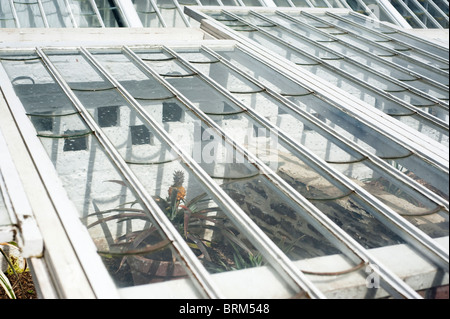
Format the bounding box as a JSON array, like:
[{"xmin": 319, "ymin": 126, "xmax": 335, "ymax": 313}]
[
  {"xmin": 198, "ymin": 9, "xmax": 449, "ymax": 147},
  {"xmin": 209, "ymin": 45, "xmax": 449, "ymax": 200}
]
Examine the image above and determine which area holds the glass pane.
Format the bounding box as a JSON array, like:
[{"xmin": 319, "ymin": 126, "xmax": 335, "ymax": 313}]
[
  {"xmin": 87, "ymin": 48, "xmax": 382, "ymax": 288},
  {"xmin": 133, "ymin": 0, "xmax": 164, "ymax": 27},
  {"xmin": 43, "ymin": 49, "xmax": 311, "ymax": 296},
  {"xmin": 42, "ymin": 0, "xmax": 74, "ymax": 27},
  {"xmin": 209, "ymin": 46, "xmax": 449, "ymax": 201},
  {"xmin": 174, "ymin": 47, "xmax": 448, "ymax": 240},
  {"xmin": 291, "ymin": 0, "xmax": 314, "ymax": 7},
  {"xmin": 13, "ymin": 0, "xmax": 46, "ymax": 27},
  {"xmin": 156, "ymin": 0, "xmax": 187, "ymax": 27},
  {"xmin": 95, "ymin": 0, "xmax": 125, "ymax": 27},
  {"xmin": 140, "ymin": 48, "xmax": 448, "ymax": 253},
  {"xmin": 241, "ymin": 0, "xmax": 263, "ymax": 6},
  {"xmin": 0, "ymin": 0, "xmax": 16, "ymax": 28},
  {"xmin": 261, "ymin": 13, "xmax": 337, "ymax": 42},
  {"xmin": 1, "ymin": 55, "xmax": 203, "ymax": 289},
  {"xmin": 198, "ymin": 0, "xmax": 220, "ymax": 5},
  {"xmin": 273, "ymin": 0, "xmax": 292, "ymax": 7},
  {"xmin": 69, "ymin": 0, "xmax": 102, "ymax": 27},
  {"xmin": 325, "ymin": 12, "xmax": 449, "ymax": 66}
]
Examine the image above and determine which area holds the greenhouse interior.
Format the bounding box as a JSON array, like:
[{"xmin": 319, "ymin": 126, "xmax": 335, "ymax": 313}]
[{"xmin": 0, "ymin": 0, "xmax": 448, "ymax": 299}]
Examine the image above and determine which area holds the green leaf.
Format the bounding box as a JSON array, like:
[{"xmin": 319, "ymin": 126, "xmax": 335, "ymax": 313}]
[{"xmin": 0, "ymin": 270, "xmax": 16, "ymax": 299}]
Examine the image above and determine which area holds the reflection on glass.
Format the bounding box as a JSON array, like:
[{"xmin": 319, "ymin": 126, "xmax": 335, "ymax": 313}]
[
  {"xmin": 205, "ymin": 46, "xmax": 449, "ymax": 234},
  {"xmin": 13, "ymin": 0, "xmax": 46, "ymax": 27},
  {"xmin": 1, "ymin": 54, "xmax": 199, "ymax": 289},
  {"xmin": 37, "ymin": 50, "xmax": 311, "ymax": 298},
  {"xmin": 84, "ymin": 49, "xmax": 382, "ymax": 286},
  {"xmin": 42, "ymin": 0, "xmax": 74, "ymax": 27},
  {"xmin": 71, "ymin": 0, "xmax": 100, "ymax": 27},
  {"xmin": 132, "ymin": 0, "xmax": 163, "ymax": 27},
  {"xmin": 155, "ymin": 0, "xmax": 187, "ymax": 27},
  {"xmin": 0, "ymin": 1, "xmax": 16, "ymax": 27}
]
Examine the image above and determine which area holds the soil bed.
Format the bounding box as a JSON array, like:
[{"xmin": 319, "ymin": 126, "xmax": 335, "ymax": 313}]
[{"xmin": 0, "ymin": 271, "xmax": 38, "ymax": 299}]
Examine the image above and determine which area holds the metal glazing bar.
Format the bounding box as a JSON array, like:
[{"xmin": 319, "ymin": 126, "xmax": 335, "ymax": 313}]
[
  {"xmin": 348, "ymin": 8, "xmax": 449, "ymax": 54},
  {"xmin": 375, "ymin": 0, "xmax": 414, "ymax": 28},
  {"xmin": 302, "ymin": 12, "xmax": 449, "ymax": 87},
  {"xmin": 191, "ymin": 7, "xmax": 449, "ymax": 167},
  {"xmin": 8, "ymin": 0, "xmax": 21, "ymax": 27},
  {"xmin": 112, "ymin": 0, "xmax": 142, "ymax": 27},
  {"xmin": 327, "ymin": 11, "xmax": 449, "ymax": 63},
  {"xmin": 36, "ymin": 0, "xmax": 50, "ymax": 27},
  {"xmin": 36, "ymin": 47, "xmax": 223, "ymax": 299},
  {"xmin": 408, "ymin": 0, "xmax": 444, "ymax": 28},
  {"xmin": 221, "ymin": 10, "xmax": 449, "ymax": 132},
  {"xmin": 64, "ymin": 0, "xmax": 79, "ymax": 27},
  {"xmin": 201, "ymin": 45, "xmax": 449, "ymax": 209},
  {"xmin": 283, "ymin": 0, "xmax": 297, "ymax": 7},
  {"xmin": 427, "ymin": 0, "xmax": 450, "ymax": 23},
  {"xmin": 392, "ymin": 0, "xmax": 428, "ymax": 27},
  {"xmin": 164, "ymin": 45, "xmax": 449, "ymax": 273},
  {"xmin": 350, "ymin": 0, "xmax": 380, "ymax": 18},
  {"xmin": 88, "ymin": 0, "xmax": 106, "ymax": 27},
  {"xmin": 172, "ymin": 0, "xmax": 191, "ymax": 26},
  {"xmin": 125, "ymin": 44, "xmax": 425, "ymax": 298},
  {"xmin": 248, "ymin": 10, "xmax": 449, "ymax": 109},
  {"xmin": 300, "ymin": 11, "xmax": 449, "ymax": 76},
  {"xmin": 273, "ymin": 10, "xmax": 449, "ymax": 101},
  {"xmin": 261, "ymin": 0, "xmax": 277, "ymax": 6},
  {"xmin": 81, "ymin": 45, "xmax": 327, "ymax": 299},
  {"xmin": 149, "ymin": 0, "xmax": 167, "ymax": 27}
]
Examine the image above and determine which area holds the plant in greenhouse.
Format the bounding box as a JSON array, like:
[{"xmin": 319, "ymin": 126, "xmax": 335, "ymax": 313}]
[{"xmin": 86, "ymin": 170, "xmax": 259, "ymax": 285}]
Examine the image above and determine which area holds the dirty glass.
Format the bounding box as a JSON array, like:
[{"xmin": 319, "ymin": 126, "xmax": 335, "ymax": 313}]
[
  {"xmin": 12, "ymin": 0, "xmax": 46, "ymax": 27},
  {"xmin": 175, "ymin": 47, "xmax": 449, "ymax": 239},
  {"xmin": 0, "ymin": 1, "xmax": 16, "ymax": 27},
  {"xmin": 95, "ymin": 0, "xmax": 126, "ymax": 27},
  {"xmin": 42, "ymin": 0, "xmax": 74, "ymax": 27},
  {"xmin": 81, "ymin": 48, "xmax": 388, "ymax": 288},
  {"xmin": 214, "ymin": 11, "xmax": 448, "ymax": 131},
  {"xmin": 31, "ymin": 49, "xmax": 315, "ymax": 297},
  {"xmin": 138, "ymin": 47, "xmax": 447, "ymax": 251},
  {"xmin": 133, "ymin": 0, "xmax": 163, "ymax": 27},
  {"xmin": 355, "ymin": 0, "xmax": 398, "ymax": 25},
  {"xmin": 155, "ymin": 0, "xmax": 187, "ymax": 27},
  {"xmin": 243, "ymin": 10, "xmax": 444, "ymax": 95}
]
